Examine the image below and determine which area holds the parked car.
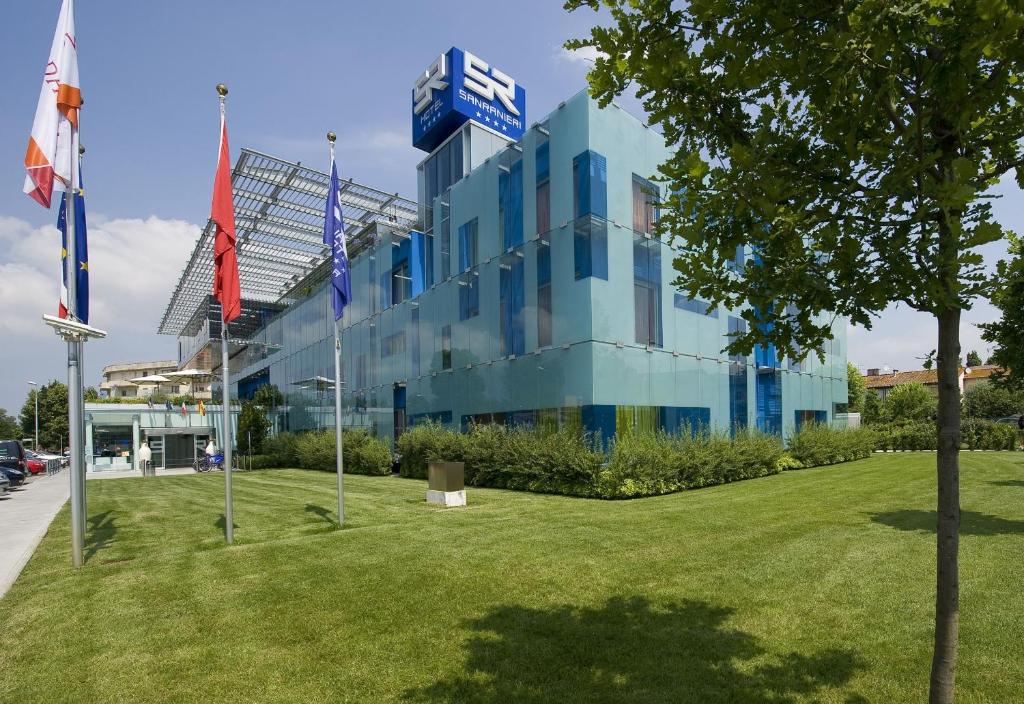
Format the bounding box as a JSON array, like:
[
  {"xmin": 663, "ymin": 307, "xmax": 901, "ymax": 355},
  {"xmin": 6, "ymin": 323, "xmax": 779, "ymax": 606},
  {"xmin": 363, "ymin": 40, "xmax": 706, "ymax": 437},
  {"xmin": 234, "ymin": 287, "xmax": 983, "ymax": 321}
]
[
  {"xmin": 0, "ymin": 471, "xmax": 9, "ymax": 496},
  {"xmin": 1, "ymin": 440, "xmax": 29, "ymax": 487},
  {"xmin": 25, "ymin": 455, "xmax": 46, "ymax": 475},
  {"xmin": 994, "ymin": 415, "xmax": 1024, "ymax": 429},
  {"xmin": 26, "ymin": 449, "xmax": 59, "ymax": 474}
]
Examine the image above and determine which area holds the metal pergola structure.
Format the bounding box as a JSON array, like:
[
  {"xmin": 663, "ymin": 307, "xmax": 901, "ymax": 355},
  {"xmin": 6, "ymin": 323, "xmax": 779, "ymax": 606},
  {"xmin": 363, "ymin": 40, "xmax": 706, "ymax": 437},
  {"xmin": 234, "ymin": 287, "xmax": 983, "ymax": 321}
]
[{"xmin": 159, "ymin": 148, "xmax": 419, "ymax": 336}]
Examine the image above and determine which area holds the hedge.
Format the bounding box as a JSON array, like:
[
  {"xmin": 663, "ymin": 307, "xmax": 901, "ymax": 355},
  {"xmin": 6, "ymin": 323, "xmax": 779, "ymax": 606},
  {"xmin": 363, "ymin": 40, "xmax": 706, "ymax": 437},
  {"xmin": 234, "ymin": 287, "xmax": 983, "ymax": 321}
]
[
  {"xmin": 294, "ymin": 429, "xmax": 392, "ymax": 475},
  {"xmin": 397, "ymin": 422, "xmax": 790, "ymax": 499},
  {"xmin": 870, "ymin": 419, "xmax": 1019, "ymax": 451},
  {"xmin": 787, "ymin": 425, "xmax": 877, "ymax": 467}
]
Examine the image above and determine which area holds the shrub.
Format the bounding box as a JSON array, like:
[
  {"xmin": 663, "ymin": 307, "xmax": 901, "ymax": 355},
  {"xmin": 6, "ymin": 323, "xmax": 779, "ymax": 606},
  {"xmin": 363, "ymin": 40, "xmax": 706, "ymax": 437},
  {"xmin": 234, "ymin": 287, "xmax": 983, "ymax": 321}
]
[
  {"xmin": 247, "ymin": 454, "xmax": 280, "ymax": 470},
  {"xmin": 788, "ymin": 424, "xmax": 877, "ymax": 467},
  {"xmin": 295, "ymin": 429, "xmax": 392, "ymax": 475},
  {"xmin": 265, "ymin": 432, "xmax": 299, "ymax": 468},
  {"xmin": 602, "ymin": 428, "xmax": 786, "ymax": 499},
  {"xmin": 396, "ymin": 421, "xmax": 466, "ymax": 478},
  {"xmin": 237, "ymin": 401, "xmax": 270, "ymax": 454},
  {"xmin": 962, "ymin": 384, "xmax": 1024, "ymax": 419},
  {"xmin": 882, "ymin": 383, "xmax": 936, "ymax": 422},
  {"xmin": 871, "ymin": 419, "xmax": 1019, "ymax": 451},
  {"xmin": 960, "ymin": 419, "xmax": 1018, "ymax": 451}
]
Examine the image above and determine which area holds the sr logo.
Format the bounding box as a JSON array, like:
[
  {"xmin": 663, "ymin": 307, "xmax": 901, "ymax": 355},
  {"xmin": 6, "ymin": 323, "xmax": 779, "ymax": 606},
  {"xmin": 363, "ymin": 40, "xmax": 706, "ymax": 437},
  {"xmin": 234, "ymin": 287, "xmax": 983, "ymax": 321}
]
[
  {"xmin": 414, "ymin": 53, "xmax": 448, "ymax": 115},
  {"xmin": 462, "ymin": 51, "xmax": 520, "ymax": 116}
]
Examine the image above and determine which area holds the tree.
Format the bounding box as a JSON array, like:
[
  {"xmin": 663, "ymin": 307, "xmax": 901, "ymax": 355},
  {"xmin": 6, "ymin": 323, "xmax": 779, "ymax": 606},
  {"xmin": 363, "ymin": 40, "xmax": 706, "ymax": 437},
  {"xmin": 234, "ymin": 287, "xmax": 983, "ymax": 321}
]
[
  {"xmin": 965, "ymin": 351, "xmax": 983, "ymax": 368},
  {"xmin": 884, "ymin": 383, "xmax": 938, "ymax": 422},
  {"xmin": 863, "ymin": 391, "xmax": 884, "ymax": 425},
  {"xmin": 565, "ymin": 2, "xmax": 1024, "ymax": 699},
  {"xmin": 19, "ymin": 381, "xmax": 68, "ymax": 450},
  {"xmin": 0, "ymin": 408, "xmax": 20, "ymax": 440},
  {"xmin": 847, "ymin": 362, "xmax": 866, "ymax": 413},
  {"xmin": 980, "ymin": 233, "xmax": 1024, "ymax": 388},
  {"xmin": 962, "ymin": 383, "xmax": 1023, "ymax": 418},
  {"xmin": 253, "ymin": 384, "xmax": 284, "ymax": 409},
  {"xmin": 237, "ymin": 401, "xmax": 270, "ymax": 454},
  {"xmin": 84, "ymin": 387, "xmax": 100, "ymax": 402}
]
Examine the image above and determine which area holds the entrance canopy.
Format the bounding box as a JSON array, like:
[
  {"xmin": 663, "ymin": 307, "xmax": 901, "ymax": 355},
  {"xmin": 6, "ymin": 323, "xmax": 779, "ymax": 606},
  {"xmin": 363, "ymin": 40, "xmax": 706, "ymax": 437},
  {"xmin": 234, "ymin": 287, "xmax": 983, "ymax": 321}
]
[{"xmin": 159, "ymin": 148, "xmax": 419, "ymax": 336}]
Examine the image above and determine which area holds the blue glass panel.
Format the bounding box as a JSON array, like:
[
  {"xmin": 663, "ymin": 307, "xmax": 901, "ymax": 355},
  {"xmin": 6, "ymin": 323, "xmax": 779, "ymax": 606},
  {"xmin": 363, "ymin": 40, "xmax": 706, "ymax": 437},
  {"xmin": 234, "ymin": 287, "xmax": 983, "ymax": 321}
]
[
  {"xmin": 537, "ymin": 243, "xmax": 551, "ymax": 286},
  {"xmin": 409, "ymin": 231, "xmax": 426, "ymax": 297},
  {"xmin": 756, "ymin": 370, "xmax": 783, "ymax": 435},
  {"xmin": 659, "ymin": 406, "xmax": 710, "ymax": 435},
  {"xmin": 459, "ymin": 275, "xmax": 479, "ymax": 320},
  {"xmin": 458, "ymin": 218, "xmax": 478, "ymax": 273},
  {"xmin": 573, "ymin": 150, "xmax": 608, "ymax": 219},
  {"xmin": 794, "ymin": 409, "xmax": 827, "ymax": 431},
  {"xmin": 411, "ymin": 307, "xmax": 421, "ymax": 377},
  {"xmin": 581, "ymin": 404, "xmax": 616, "ymax": 448},
  {"xmin": 574, "ymin": 217, "xmax": 608, "ymax": 281},
  {"xmin": 536, "ymin": 140, "xmax": 549, "ymax": 183},
  {"xmin": 500, "ymin": 257, "xmax": 525, "ymax": 356}
]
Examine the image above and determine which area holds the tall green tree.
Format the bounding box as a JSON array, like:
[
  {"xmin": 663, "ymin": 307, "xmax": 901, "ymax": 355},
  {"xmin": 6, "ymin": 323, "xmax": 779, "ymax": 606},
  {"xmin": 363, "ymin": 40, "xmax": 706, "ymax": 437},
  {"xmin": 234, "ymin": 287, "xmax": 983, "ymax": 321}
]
[
  {"xmin": 847, "ymin": 362, "xmax": 866, "ymax": 413},
  {"xmin": 566, "ymin": 2, "xmax": 1024, "ymax": 699},
  {"xmin": 884, "ymin": 382, "xmax": 938, "ymax": 422},
  {"xmin": 0, "ymin": 408, "xmax": 20, "ymax": 440},
  {"xmin": 980, "ymin": 233, "xmax": 1024, "ymax": 388},
  {"xmin": 965, "ymin": 350, "xmax": 983, "ymax": 367},
  {"xmin": 237, "ymin": 401, "xmax": 270, "ymax": 454},
  {"xmin": 19, "ymin": 381, "xmax": 68, "ymax": 450}
]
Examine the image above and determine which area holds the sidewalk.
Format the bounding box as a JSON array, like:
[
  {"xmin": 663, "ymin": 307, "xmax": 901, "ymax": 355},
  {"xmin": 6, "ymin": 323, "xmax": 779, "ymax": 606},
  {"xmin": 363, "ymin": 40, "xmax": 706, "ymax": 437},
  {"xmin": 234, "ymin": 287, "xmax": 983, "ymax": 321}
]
[{"xmin": 0, "ymin": 472, "xmax": 70, "ymax": 599}]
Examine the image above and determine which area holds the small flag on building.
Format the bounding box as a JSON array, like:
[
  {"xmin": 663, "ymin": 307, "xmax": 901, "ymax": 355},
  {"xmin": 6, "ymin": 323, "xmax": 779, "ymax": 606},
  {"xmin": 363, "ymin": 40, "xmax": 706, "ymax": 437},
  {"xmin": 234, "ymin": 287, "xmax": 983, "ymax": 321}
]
[
  {"xmin": 23, "ymin": 0, "xmax": 80, "ymax": 209},
  {"xmin": 198, "ymin": 400, "xmax": 206, "ymax": 417},
  {"xmin": 323, "ymin": 155, "xmax": 351, "ymax": 321},
  {"xmin": 180, "ymin": 402, "xmax": 188, "ymax": 417},
  {"xmin": 57, "ymin": 164, "xmax": 89, "ymax": 323}
]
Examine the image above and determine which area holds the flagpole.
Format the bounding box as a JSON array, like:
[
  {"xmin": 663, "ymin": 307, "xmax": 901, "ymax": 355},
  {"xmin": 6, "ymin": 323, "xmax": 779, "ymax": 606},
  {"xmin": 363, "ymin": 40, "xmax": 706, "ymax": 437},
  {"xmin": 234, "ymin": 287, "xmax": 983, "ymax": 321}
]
[
  {"xmin": 219, "ymin": 83, "xmax": 234, "ymax": 545},
  {"xmin": 328, "ymin": 131, "xmax": 345, "ymax": 527},
  {"xmin": 66, "ymin": 126, "xmax": 85, "ymax": 567}
]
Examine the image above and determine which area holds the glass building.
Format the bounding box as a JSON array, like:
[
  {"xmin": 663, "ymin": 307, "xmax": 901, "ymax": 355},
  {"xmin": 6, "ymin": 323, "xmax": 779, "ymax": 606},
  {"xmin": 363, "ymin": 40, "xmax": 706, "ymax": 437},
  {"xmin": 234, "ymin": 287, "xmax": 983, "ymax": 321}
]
[{"xmin": 161, "ymin": 78, "xmax": 848, "ymax": 448}]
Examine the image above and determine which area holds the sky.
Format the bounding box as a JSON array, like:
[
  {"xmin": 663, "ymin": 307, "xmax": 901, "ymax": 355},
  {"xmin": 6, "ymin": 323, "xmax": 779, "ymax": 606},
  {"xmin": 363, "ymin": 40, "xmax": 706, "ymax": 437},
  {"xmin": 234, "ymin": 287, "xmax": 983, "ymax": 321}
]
[{"xmin": 0, "ymin": 1, "xmax": 1018, "ymax": 416}]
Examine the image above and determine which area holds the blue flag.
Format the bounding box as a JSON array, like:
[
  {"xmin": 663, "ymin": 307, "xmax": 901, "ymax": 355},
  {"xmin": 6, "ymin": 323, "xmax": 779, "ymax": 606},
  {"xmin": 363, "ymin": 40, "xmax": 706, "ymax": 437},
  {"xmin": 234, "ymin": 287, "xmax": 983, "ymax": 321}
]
[
  {"xmin": 323, "ymin": 157, "xmax": 351, "ymax": 321},
  {"xmin": 57, "ymin": 165, "xmax": 89, "ymax": 324}
]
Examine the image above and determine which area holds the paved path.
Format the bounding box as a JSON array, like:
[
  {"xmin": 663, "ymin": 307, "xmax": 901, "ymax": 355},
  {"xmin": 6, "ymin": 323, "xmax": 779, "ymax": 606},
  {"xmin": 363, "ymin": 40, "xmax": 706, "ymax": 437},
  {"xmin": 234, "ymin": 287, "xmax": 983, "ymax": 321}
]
[
  {"xmin": 0, "ymin": 467, "xmax": 198, "ymax": 599},
  {"xmin": 0, "ymin": 472, "xmax": 70, "ymax": 599}
]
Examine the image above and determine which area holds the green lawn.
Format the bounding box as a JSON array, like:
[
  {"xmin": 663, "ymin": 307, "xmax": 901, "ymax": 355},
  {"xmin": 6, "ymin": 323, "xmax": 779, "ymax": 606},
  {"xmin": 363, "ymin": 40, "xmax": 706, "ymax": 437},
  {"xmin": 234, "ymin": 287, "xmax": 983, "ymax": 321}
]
[{"xmin": 1, "ymin": 454, "xmax": 1022, "ymax": 703}]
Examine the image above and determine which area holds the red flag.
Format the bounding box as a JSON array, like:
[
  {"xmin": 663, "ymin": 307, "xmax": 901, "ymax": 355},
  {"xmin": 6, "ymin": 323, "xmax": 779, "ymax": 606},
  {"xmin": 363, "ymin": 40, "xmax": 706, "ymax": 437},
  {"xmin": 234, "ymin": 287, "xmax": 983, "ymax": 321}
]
[
  {"xmin": 211, "ymin": 111, "xmax": 241, "ymax": 323},
  {"xmin": 180, "ymin": 402, "xmax": 187, "ymax": 417}
]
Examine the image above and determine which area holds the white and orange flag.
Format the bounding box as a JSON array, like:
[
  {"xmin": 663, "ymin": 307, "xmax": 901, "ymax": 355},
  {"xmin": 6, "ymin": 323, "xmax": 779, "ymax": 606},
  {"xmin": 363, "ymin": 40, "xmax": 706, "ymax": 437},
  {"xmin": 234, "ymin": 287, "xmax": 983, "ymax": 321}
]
[{"xmin": 24, "ymin": 0, "xmax": 81, "ymax": 209}]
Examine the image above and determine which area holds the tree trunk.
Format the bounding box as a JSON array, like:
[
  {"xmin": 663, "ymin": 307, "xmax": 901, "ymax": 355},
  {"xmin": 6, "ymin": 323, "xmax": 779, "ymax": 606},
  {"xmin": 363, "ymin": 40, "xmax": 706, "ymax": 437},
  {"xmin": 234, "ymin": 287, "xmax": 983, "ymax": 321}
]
[{"xmin": 930, "ymin": 308, "xmax": 961, "ymax": 703}]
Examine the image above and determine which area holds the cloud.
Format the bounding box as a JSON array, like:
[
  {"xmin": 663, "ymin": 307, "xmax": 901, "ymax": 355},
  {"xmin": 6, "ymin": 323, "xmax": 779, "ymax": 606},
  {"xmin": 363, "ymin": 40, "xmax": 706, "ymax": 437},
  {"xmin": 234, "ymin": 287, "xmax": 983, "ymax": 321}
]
[
  {"xmin": 557, "ymin": 45, "xmax": 607, "ymax": 66},
  {"xmin": 0, "ymin": 214, "xmax": 199, "ymax": 411}
]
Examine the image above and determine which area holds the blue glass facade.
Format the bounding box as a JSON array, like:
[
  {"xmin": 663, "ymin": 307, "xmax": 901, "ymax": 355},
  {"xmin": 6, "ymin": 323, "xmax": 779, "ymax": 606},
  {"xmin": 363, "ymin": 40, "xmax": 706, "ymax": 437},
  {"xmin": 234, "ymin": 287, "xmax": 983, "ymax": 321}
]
[{"xmin": 231, "ymin": 91, "xmax": 848, "ymax": 445}]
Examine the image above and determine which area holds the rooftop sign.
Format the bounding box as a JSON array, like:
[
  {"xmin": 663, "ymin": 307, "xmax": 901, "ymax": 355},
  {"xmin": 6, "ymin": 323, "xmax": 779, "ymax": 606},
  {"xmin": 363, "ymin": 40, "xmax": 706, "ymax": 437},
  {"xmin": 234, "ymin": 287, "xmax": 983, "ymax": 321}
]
[{"xmin": 412, "ymin": 47, "xmax": 526, "ymax": 152}]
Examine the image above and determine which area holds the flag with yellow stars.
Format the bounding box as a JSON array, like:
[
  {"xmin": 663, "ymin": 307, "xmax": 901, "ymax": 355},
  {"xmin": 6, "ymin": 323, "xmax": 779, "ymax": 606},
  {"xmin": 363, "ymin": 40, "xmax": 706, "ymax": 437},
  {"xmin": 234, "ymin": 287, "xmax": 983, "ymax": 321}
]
[{"xmin": 57, "ymin": 162, "xmax": 89, "ymax": 323}]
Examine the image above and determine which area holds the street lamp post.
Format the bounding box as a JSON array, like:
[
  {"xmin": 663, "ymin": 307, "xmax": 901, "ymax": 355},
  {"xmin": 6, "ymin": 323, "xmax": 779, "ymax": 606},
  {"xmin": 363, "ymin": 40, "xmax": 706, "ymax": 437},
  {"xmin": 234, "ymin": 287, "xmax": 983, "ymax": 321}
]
[{"xmin": 28, "ymin": 381, "xmax": 38, "ymax": 450}]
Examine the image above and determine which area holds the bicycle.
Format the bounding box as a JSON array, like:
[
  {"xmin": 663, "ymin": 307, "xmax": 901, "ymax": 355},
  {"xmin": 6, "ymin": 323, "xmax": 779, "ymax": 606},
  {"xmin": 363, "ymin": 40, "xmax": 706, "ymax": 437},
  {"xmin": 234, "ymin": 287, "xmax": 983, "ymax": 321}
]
[{"xmin": 194, "ymin": 452, "xmax": 224, "ymax": 473}]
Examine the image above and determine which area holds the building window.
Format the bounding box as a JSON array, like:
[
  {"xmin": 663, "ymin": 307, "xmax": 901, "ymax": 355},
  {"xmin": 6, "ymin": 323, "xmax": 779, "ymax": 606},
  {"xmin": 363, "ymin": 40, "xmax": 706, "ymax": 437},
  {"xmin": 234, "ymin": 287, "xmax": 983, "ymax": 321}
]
[
  {"xmin": 673, "ymin": 294, "xmax": 718, "ymax": 317},
  {"xmin": 391, "ymin": 260, "xmax": 411, "ymax": 306},
  {"xmin": 459, "ymin": 272, "xmax": 480, "ymax": 320},
  {"xmin": 382, "ymin": 331, "xmax": 406, "ymax": 358},
  {"xmin": 632, "ymin": 175, "xmax": 658, "ymax": 235},
  {"xmin": 441, "ymin": 324, "xmax": 452, "ymax": 370},
  {"xmin": 411, "ymin": 307, "xmax": 421, "ymax": 377},
  {"xmin": 573, "ymin": 216, "xmax": 608, "ymax": 281},
  {"xmin": 458, "ymin": 218, "xmax": 478, "ymax": 273},
  {"xmin": 440, "ymin": 201, "xmax": 451, "ymax": 281},
  {"xmin": 633, "ymin": 234, "xmax": 662, "ymax": 347},
  {"xmin": 499, "ymin": 150, "xmax": 524, "ymax": 250},
  {"xmin": 368, "ymin": 255, "xmax": 377, "ymax": 314},
  {"xmin": 728, "ymin": 316, "xmax": 748, "ymax": 434},
  {"xmin": 536, "ymin": 137, "xmax": 550, "ymax": 235},
  {"xmin": 537, "ymin": 241, "xmax": 552, "ymax": 347},
  {"xmin": 356, "ymin": 353, "xmax": 367, "ymax": 390},
  {"xmin": 500, "ymin": 256, "xmax": 525, "ymax": 357},
  {"xmin": 573, "ymin": 150, "xmax": 608, "ymax": 220}
]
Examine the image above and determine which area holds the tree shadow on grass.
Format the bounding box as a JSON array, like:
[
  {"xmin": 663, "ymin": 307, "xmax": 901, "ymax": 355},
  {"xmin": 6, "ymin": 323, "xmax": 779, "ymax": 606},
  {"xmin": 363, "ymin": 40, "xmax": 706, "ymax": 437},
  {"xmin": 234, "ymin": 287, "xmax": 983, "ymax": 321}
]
[
  {"xmin": 304, "ymin": 503, "xmax": 336, "ymax": 525},
  {"xmin": 84, "ymin": 510, "xmax": 117, "ymax": 562},
  {"xmin": 870, "ymin": 510, "xmax": 1024, "ymax": 536},
  {"xmin": 403, "ymin": 596, "xmax": 864, "ymax": 704},
  {"xmin": 990, "ymin": 479, "xmax": 1024, "ymax": 488}
]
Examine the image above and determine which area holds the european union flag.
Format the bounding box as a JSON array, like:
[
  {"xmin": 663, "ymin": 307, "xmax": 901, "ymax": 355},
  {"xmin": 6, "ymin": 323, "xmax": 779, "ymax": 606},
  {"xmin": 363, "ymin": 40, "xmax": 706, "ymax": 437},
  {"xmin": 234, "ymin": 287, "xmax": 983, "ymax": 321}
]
[
  {"xmin": 57, "ymin": 165, "xmax": 89, "ymax": 324},
  {"xmin": 323, "ymin": 158, "xmax": 351, "ymax": 321}
]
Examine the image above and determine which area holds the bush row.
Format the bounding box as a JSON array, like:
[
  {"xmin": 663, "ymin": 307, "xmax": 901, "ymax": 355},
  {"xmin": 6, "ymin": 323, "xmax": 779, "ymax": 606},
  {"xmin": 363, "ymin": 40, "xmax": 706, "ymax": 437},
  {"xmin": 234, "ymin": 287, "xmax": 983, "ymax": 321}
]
[
  {"xmin": 250, "ymin": 429, "xmax": 392, "ymax": 475},
  {"xmin": 398, "ymin": 422, "xmax": 795, "ymax": 499},
  {"xmin": 787, "ymin": 424, "xmax": 877, "ymax": 467},
  {"xmin": 871, "ymin": 419, "xmax": 1019, "ymax": 451}
]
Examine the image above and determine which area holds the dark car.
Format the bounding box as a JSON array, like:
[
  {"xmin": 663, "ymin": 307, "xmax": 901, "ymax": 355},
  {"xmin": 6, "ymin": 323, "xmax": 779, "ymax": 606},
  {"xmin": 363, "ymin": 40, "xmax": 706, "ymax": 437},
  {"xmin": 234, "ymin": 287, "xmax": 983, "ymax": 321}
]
[{"xmin": 0, "ymin": 440, "xmax": 28, "ymax": 487}]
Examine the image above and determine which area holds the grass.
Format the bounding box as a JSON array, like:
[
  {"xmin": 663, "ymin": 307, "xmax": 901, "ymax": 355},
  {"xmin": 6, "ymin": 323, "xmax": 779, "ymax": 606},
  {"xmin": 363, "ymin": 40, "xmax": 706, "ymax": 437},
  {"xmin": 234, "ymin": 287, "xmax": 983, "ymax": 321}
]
[{"xmin": 1, "ymin": 454, "xmax": 1023, "ymax": 703}]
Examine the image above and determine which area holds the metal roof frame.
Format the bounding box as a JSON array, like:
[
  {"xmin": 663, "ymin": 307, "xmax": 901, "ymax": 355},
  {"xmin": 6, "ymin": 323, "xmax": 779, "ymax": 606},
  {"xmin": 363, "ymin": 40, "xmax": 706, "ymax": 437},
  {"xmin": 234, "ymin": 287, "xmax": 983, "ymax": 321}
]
[{"xmin": 159, "ymin": 148, "xmax": 418, "ymax": 335}]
